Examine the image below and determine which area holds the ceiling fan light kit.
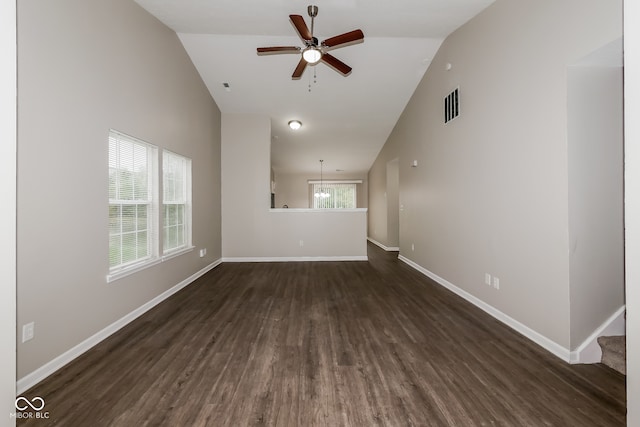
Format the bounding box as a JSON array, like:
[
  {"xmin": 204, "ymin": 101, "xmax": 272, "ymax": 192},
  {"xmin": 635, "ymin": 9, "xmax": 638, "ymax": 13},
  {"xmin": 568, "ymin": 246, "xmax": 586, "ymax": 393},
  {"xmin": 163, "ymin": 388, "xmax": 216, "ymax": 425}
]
[
  {"xmin": 257, "ymin": 5, "xmax": 364, "ymax": 80},
  {"xmin": 302, "ymin": 47, "xmax": 322, "ymax": 64}
]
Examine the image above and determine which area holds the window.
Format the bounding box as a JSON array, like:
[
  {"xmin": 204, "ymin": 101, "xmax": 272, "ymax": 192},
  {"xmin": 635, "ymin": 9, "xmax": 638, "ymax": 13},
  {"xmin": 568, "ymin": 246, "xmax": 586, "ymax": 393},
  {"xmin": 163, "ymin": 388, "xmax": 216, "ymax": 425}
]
[
  {"xmin": 312, "ymin": 183, "xmax": 357, "ymax": 209},
  {"xmin": 163, "ymin": 150, "xmax": 192, "ymax": 255},
  {"xmin": 108, "ymin": 131, "xmax": 194, "ymax": 282},
  {"xmin": 108, "ymin": 130, "xmax": 158, "ymax": 279}
]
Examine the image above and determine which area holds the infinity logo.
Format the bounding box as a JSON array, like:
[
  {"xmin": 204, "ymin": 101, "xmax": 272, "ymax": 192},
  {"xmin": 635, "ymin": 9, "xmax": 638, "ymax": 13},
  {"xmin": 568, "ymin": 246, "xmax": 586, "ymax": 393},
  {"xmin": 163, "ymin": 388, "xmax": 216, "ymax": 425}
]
[{"xmin": 15, "ymin": 396, "xmax": 45, "ymax": 411}]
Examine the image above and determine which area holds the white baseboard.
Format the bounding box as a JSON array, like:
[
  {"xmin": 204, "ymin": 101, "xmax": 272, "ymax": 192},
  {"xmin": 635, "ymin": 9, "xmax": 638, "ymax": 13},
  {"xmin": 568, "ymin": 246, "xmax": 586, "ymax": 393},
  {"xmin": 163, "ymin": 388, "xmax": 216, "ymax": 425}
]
[
  {"xmin": 17, "ymin": 258, "xmax": 222, "ymax": 395},
  {"xmin": 222, "ymin": 256, "xmax": 368, "ymax": 262},
  {"xmin": 367, "ymin": 237, "xmax": 400, "ymax": 252},
  {"xmin": 398, "ymin": 255, "xmax": 572, "ymax": 362},
  {"xmin": 569, "ymin": 305, "xmax": 626, "ymax": 364}
]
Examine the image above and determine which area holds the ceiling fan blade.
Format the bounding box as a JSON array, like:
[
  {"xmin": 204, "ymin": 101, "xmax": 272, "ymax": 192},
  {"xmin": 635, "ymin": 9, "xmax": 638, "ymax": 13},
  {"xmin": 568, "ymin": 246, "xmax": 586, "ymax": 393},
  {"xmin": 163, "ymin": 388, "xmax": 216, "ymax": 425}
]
[
  {"xmin": 257, "ymin": 46, "xmax": 301, "ymax": 55},
  {"xmin": 322, "ymin": 29, "xmax": 364, "ymax": 50},
  {"xmin": 321, "ymin": 53, "xmax": 352, "ymax": 76},
  {"xmin": 292, "ymin": 58, "xmax": 308, "ymax": 80},
  {"xmin": 290, "ymin": 15, "xmax": 313, "ymax": 41}
]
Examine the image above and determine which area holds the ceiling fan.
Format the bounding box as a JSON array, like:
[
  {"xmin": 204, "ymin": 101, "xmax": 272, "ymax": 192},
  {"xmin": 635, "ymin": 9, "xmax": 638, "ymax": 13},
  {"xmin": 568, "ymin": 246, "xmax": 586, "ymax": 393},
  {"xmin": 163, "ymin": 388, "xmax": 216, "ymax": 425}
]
[{"xmin": 257, "ymin": 5, "xmax": 364, "ymax": 80}]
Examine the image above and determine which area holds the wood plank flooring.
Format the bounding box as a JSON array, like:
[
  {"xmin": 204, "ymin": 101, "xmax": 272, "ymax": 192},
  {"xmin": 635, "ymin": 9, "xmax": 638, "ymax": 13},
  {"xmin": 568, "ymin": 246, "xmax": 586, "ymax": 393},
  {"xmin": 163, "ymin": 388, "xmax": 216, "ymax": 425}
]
[{"xmin": 18, "ymin": 243, "xmax": 626, "ymax": 426}]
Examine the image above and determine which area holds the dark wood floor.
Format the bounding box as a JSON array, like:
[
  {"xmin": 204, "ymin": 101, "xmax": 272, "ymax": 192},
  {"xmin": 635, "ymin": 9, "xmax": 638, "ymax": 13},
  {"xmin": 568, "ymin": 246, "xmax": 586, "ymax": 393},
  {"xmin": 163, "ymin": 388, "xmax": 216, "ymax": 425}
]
[{"xmin": 19, "ymin": 243, "xmax": 626, "ymax": 426}]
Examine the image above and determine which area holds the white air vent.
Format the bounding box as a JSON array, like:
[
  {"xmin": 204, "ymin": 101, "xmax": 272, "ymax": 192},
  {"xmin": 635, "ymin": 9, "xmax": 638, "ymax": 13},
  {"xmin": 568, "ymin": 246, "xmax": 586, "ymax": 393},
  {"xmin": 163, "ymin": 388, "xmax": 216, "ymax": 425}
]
[{"xmin": 444, "ymin": 87, "xmax": 459, "ymax": 123}]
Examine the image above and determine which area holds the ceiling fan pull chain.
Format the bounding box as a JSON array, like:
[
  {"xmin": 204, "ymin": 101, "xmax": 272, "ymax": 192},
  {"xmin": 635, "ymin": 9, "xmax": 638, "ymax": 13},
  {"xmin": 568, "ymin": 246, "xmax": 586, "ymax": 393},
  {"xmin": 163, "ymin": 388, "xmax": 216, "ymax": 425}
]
[{"xmin": 308, "ymin": 67, "xmax": 318, "ymax": 93}]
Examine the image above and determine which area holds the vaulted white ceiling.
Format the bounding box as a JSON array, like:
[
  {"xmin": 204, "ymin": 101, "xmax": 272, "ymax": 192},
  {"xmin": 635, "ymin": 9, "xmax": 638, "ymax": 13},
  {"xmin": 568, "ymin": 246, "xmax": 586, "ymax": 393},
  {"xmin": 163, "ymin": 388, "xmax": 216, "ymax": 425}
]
[{"xmin": 135, "ymin": 0, "xmax": 495, "ymax": 175}]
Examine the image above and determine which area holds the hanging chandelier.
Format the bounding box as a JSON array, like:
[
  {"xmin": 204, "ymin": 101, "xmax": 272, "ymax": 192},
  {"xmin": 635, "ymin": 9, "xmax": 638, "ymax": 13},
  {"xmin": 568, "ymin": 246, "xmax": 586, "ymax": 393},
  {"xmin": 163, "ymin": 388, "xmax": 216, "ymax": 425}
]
[{"xmin": 314, "ymin": 159, "xmax": 330, "ymax": 198}]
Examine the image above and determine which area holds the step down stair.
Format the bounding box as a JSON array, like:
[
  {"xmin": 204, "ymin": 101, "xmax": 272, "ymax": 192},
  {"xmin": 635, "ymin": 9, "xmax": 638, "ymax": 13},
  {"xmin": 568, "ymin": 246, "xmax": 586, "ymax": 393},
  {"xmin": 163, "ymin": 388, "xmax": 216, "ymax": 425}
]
[{"xmin": 597, "ymin": 335, "xmax": 626, "ymax": 375}]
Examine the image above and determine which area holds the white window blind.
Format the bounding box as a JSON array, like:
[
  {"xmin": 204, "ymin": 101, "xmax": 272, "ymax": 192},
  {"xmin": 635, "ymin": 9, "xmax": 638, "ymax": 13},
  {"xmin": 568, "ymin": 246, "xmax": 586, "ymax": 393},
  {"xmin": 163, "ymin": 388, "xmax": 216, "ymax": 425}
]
[
  {"xmin": 108, "ymin": 130, "xmax": 158, "ymax": 276},
  {"xmin": 162, "ymin": 150, "xmax": 192, "ymax": 254},
  {"xmin": 312, "ymin": 183, "xmax": 357, "ymax": 209}
]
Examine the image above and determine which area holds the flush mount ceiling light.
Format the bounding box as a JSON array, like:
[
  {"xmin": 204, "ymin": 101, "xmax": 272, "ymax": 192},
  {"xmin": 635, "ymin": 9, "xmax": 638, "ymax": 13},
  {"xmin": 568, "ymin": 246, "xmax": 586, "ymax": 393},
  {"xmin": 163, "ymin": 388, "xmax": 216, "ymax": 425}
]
[{"xmin": 288, "ymin": 120, "xmax": 302, "ymax": 130}]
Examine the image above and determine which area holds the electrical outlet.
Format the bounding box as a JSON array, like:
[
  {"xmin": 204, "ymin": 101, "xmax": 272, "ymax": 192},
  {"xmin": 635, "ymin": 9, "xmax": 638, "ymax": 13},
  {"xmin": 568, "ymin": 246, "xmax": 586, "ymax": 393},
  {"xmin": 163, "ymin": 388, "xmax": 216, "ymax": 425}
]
[
  {"xmin": 411, "ymin": 243, "xmax": 415, "ymax": 251},
  {"xmin": 485, "ymin": 273, "xmax": 491, "ymax": 286},
  {"xmin": 299, "ymin": 240, "xmax": 304, "ymax": 247},
  {"xmin": 22, "ymin": 322, "xmax": 34, "ymax": 343},
  {"xmin": 493, "ymin": 277, "xmax": 500, "ymax": 290}
]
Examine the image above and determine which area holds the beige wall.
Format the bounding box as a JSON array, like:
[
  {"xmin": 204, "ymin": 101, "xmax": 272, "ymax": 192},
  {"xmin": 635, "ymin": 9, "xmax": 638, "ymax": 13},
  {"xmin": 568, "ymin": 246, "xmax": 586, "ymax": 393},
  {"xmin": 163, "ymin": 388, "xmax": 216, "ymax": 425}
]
[
  {"xmin": 274, "ymin": 171, "xmax": 368, "ymax": 209},
  {"xmin": 222, "ymin": 114, "xmax": 367, "ymax": 259},
  {"xmin": 368, "ymin": 0, "xmax": 622, "ymax": 349},
  {"xmin": 273, "ymin": 172, "xmax": 312, "ymax": 208},
  {"xmin": 568, "ymin": 62, "xmax": 624, "ymax": 347},
  {"xmin": 221, "ymin": 114, "xmax": 272, "ymax": 256},
  {"xmin": 368, "ymin": 158, "xmax": 399, "ymax": 249},
  {"xmin": 17, "ymin": 0, "xmax": 221, "ymax": 379},
  {"xmin": 368, "ymin": 158, "xmax": 390, "ymax": 246}
]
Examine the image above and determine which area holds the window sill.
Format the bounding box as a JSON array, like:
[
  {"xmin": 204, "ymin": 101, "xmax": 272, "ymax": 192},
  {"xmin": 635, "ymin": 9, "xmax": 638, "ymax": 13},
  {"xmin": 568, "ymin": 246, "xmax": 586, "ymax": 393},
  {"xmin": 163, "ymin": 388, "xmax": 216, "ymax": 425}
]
[
  {"xmin": 162, "ymin": 245, "xmax": 195, "ymax": 262},
  {"xmin": 106, "ymin": 246, "xmax": 195, "ymax": 283},
  {"xmin": 106, "ymin": 258, "xmax": 162, "ymax": 283}
]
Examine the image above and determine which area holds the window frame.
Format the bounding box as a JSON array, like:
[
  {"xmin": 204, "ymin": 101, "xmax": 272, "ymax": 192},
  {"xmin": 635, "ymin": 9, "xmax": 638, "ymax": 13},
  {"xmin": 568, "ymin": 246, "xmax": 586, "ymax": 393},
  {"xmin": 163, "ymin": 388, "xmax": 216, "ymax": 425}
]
[
  {"xmin": 107, "ymin": 130, "xmax": 159, "ymax": 282},
  {"xmin": 310, "ymin": 181, "xmax": 359, "ymax": 209},
  {"xmin": 107, "ymin": 131, "xmax": 196, "ymax": 283},
  {"xmin": 161, "ymin": 149, "xmax": 193, "ymax": 259}
]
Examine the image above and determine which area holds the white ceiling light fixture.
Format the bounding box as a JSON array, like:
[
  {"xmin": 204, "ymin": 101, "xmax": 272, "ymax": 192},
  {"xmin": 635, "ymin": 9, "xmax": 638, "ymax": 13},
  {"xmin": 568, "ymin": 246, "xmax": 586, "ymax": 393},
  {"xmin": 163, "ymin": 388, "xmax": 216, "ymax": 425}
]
[
  {"xmin": 288, "ymin": 120, "xmax": 302, "ymax": 130},
  {"xmin": 302, "ymin": 47, "xmax": 322, "ymax": 64}
]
